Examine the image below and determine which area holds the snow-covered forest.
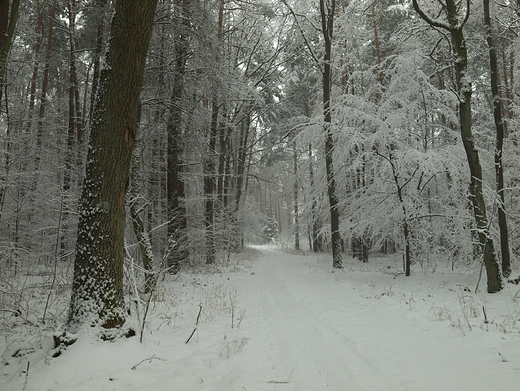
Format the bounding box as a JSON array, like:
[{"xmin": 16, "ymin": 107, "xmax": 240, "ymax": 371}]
[{"xmin": 2, "ymin": 0, "xmax": 520, "ymax": 389}]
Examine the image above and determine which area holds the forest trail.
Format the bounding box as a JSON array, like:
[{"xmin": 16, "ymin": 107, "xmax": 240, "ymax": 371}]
[
  {"xmin": 221, "ymin": 246, "xmax": 519, "ymax": 391},
  {"xmin": 233, "ymin": 247, "xmax": 400, "ymax": 390},
  {"xmin": 3, "ymin": 247, "xmax": 520, "ymax": 391}
]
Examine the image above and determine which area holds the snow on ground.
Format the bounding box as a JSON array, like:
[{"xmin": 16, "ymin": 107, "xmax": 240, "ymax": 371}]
[{"xmin": 2, "ymin": 246, "xmax": 520, "ymax": 390}]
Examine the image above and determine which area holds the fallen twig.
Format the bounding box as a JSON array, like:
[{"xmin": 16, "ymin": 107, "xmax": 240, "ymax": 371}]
[
  {"xmin": 131, "ymin": 355, "xmax": 167, "ymax": 370},
  {"xmin": 186, "ymin": 304, "xmax": 202, "ymax": 344},
  {"xmin": 22, "ymin": 361, "xmax": 30, "ymax": 391}
]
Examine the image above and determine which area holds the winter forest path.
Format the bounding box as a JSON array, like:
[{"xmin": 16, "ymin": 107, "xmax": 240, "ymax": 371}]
[
  {"xmin": 5, "ymin": 246, "xmax": 520, "ymax": 391},
  {"xmin": 222, "ymin": 246, "xmax": 520, "ymax": 391},
  {"xmin": 234, "ymin": 247, "xmax": 402, "ymax": 390}
]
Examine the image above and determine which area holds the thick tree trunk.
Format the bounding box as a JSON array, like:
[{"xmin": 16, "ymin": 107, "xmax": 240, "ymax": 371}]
[
  {"xmin": 68, "ymin": 0, "xmax": 158, "ymax": 332},
  {"xmin": 320, "ymin": 0, "xmax": 342, "ymax": 268},
  {"xmin": 484, "ymin": 0, "xmax": 511, "ymax": 278},
  {"xmin": 0, "ymin": 0, "xmax": 8, "ymax": 51}
]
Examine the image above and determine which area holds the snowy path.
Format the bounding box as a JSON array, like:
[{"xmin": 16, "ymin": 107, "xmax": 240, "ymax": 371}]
[
  {"xmin": 222, "ymin": 247, "xmax": 520, "ymax": 391},
  {"xmin": 234, "ymin": 247, "xmax": 397, "ymax": 390},
  {"xmin": 3, "ymin": 246, "xmax": 520, "ymax": 391}
]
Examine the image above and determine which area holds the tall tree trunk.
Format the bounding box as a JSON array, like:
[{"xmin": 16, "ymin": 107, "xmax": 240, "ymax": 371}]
[
  {"xmin": 204, "ymin": 101, "xmax": 218, "ymax": 263},
  {"xmin": 0, "ymin": 0, "xmax": 8, "ymax": 52},
  {"xmin": 130, "ymin": 139, "xmax": 155, "ymax": 294},
  {"xmin": 375, "ymin": 148, "xmax": 413, "ymax": 275},
  {"xmin": 413, "ymin": 0, "xmax": 503, "ymax": 293},
  {"xmin": 0, "ymin": 0, "xmax": 20, "ymax": 217},
  {"xmin": 167, "ymin": 0, "xmax": 191, "ymax": 272},
  {"xmin": 293, "ymin": 142, "xmax": 300, "ymax": 250},
  {"xmin": 484, "ymin": 0, "xmax": 511, "ymax": 278},
  {"xmin": 61, "ymin": 0, "xmax": 82, "ymax": 260},
  {"xmin": 33, "ymin": 3, "xmax": 55, "ymax": 191},
  {"xmin": 320, "ymin": 0, "xmax": 342, "ymax": 268},
  {"xmin": 204, "ymin": 0, "xmax": 225, "ymax": 264},
  {"xmin": 88, "ymin": 0, "xmax": 108, "ymax": 124},
  {"xmin": 67, "ymin": 0, "xmax": 158, "ymax": 332},
  {"xmin": 64, "ymin": 0, "xmax": 81, "ymax": 192},
  {"xmin": 371, "ymin": 3, "xmax": 384, "ymax": 96},
  {"xmin": 234, "ymin": 110, "xmax": 250, "ymax": 214},
  {"xmin": 226, "ymin": 110, "xmax": 251, "ymax": 252},
  {"xmin": 217, "ymin": 110, "xmax": 230, "ymax": 206},
  {"xmin": 25, "ymin": 3, "xmax": 44, "ymax": 134},
  {"xmin": 309, "ymin": 143, "xmax": 322, "ymax": 252},
  {"xmin": 0, "ymin": 0, "xmax": 20, "ymax": 107}
]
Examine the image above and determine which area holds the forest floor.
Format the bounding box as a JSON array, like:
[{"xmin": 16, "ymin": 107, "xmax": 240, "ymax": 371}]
[{"xmin": 2, "ymin": 245, "xmax": 520, "ymax": 390}]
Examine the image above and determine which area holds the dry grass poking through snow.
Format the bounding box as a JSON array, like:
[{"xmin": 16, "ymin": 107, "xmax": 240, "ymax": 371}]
[{"xmin": 0, "ymin": 246, "xmax": 260, "ymax": 390}]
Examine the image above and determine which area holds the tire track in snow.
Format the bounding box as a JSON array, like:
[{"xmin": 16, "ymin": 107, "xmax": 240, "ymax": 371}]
[{"xmin": 236, "ymin": 248, "xmax": 406, "ymax": 390}]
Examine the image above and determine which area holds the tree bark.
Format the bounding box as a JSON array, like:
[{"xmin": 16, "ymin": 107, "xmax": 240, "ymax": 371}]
[
  {"xmin": 234, "ymin": 111, "xmax": 250, "ymax": 215},
  {"xmin": 25, "ymin": 3, "xmax": 44, "ymax": 134},
  {"xmin": 0, "ymin": 0, "xmax": 20, "ymax": 107},
  {"xmin": 167, "ymin": 0, "xmax": 191, "ymax": 272},
  {"xmin": 0, "ymin": 0, "xmax": 20, "ymax": 218},
  {"xmin": 484, "ymin": 0, "xmax": 511, "ymax": 278},
  {"xmin": 371, "ymin": 3, "xmax": 384, "ymax": 97},
  {"xmin": 0, "ymin": 0, "xmax": 8, "ymax": 52},
  {"xmin": 293, "ymin": 142, "xmax": 300, "ymax": 251},
  {"xmin": 130, "ymin": 140, "xmax": 155, "ymax": 294},
  {"xmin": 320, "ymin": 0, "xmax": 342, "ymax": 268},
  {"xmin": 204, "ymin": 102, "xmax": 218, "ymax": 264},
  {"xmin": 60, "ymin": 0, "xmax": 83, "ymax": 261},
  {"xmin": 88, "ymin": 0, "xmax": 108, "ymax": 128},
  {"xmin": 308, "ymin": 143, "xmax": 322, "ymax": 252},
  {"xmin": 204, "ymin": 0, "xmax": 225, "ymax": 264},
  {"xmin": 33, "ymin": 3, "xmax": 55, "ymax": 192},
  {"xmin": 68, "ymin": 0, "xmax": 158, "ymax": 332},
  {"xmin": 217, "ymin": 110, "xmax": 230, "ymax": 206},
  {"xmin": 64, "ymin": 0, "xmax": 82, "ymax": 193}
]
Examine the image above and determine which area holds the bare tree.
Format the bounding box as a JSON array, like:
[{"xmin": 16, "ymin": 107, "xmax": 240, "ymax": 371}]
[
  {"xmin": 412, "ymin": 0, "xmax": 502, "ymax": 293},
  {"xmin": 167, "ymin": 0, "xmax": 191, "ymax": 271},
  {"xmin": 320, "ymin": 0, "xmax": 342, "ymax": 268},
  {"xmin": 483, "ymin": 0, "xmax": 511, "ymax": 278}
]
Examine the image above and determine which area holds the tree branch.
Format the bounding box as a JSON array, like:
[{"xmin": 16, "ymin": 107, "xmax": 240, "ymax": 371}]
[
  {"xmin": 412, "ymin": 0, "xmax": 451, "ymax": 30},
  {"xmin": 280, "ymin": 0, "xmax": 322, "ymax": 71}
]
